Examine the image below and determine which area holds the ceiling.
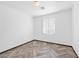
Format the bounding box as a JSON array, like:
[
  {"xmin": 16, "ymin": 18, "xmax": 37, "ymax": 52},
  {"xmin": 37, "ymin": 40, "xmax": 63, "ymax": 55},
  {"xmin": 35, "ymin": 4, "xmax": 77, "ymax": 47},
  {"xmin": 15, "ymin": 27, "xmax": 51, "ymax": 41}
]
[{"xmin": 0, "ymin": 1, "xmax": 73, "ymax": 17}]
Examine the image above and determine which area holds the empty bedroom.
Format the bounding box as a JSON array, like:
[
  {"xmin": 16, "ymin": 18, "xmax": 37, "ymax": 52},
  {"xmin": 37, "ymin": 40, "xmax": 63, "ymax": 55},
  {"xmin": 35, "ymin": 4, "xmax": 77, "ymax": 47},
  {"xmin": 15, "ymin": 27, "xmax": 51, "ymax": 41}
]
[{"xmin": 0, "ymin": 0, "xmax": 79, "ymax": 58}]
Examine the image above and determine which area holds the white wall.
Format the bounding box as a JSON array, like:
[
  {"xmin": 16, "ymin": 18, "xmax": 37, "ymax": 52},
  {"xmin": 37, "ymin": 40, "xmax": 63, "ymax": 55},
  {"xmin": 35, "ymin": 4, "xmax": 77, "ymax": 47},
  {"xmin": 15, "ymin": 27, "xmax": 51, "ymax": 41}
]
[
  {"xmin": 33, "ymin": 8, "xmax": 72, "ymax": 46},
  {"xmin": 72, "ymin": 2, "xmax": 79, "ymax": 57},
  {"xmin": 0, "ymin": 5, "xmax": 33, "ymax": 52}
]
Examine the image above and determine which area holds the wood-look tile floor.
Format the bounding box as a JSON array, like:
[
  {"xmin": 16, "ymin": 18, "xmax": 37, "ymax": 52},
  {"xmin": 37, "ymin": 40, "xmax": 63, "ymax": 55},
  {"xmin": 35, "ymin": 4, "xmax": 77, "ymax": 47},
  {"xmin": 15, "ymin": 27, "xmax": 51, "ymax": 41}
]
[{"xmin": 0, "ymin": 40, "xmax": 77, "ymax": 58}]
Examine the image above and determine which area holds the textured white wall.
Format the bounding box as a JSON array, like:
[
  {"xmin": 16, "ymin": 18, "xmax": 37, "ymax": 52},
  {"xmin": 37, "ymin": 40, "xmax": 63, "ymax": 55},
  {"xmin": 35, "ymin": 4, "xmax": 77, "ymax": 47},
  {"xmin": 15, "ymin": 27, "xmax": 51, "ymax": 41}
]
[
  {"xmin": 0, "ymin": 5, "xmax": 33, "ymax": 52},
  {"xmin": 72, "ymin": 2, "xmax": 79, "ymax": 57},
  {"xmin": 33, "ymin": 8, "xmax": 72, "ymax": 46}
]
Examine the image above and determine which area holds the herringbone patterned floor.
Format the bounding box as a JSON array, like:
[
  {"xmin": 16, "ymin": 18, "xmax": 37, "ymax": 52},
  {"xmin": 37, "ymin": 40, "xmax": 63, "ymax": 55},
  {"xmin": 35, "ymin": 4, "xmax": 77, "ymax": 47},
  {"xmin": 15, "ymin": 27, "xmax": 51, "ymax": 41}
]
[{"xmin": 0, "ymin": 40, "xmax": 77, "ymax": 58}]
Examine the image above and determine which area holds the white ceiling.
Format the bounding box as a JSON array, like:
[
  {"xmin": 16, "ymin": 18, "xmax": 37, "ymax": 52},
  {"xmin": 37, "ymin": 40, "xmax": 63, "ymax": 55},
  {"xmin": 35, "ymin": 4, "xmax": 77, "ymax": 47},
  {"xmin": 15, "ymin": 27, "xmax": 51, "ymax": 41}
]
[{"xmin": 0, "ymin": 1, "xmax": 73, "ymax": 17}]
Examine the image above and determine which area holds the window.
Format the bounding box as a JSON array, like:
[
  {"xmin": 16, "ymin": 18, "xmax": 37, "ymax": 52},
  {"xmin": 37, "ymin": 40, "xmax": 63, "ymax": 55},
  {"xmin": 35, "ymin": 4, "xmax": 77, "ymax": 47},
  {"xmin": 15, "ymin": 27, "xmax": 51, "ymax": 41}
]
[{"xmin": 43, "ymin": 17, "xmax": 55, "ymax": 35}]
